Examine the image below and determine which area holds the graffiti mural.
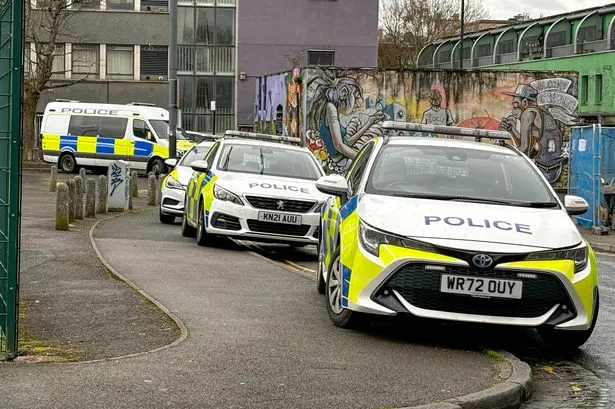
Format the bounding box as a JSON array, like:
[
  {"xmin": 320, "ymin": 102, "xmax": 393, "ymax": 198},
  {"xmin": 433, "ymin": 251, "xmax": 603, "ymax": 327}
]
[
  {"xmin": 254, "ymin": 73, "xmax": 288, "ymax": 135},
  {"xmin": 255, "ymin": 68, "xmax": 578, "ymax": 189}
]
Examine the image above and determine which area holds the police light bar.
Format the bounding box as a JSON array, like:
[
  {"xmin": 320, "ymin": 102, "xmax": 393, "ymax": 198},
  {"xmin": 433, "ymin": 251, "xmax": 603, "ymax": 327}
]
[
  {"xmin": 224, "ymin": 130, "xmax": 302, "ymax": 145},
  {"xmin": 382, "ymin": 121, "xmax": 511, "ymax": 140}
]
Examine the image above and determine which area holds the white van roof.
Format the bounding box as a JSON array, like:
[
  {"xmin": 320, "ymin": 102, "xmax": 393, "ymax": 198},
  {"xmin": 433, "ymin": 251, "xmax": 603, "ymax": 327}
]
[{"xmin": 43, "ymin": 101, "xmax": 169, "ymax": 121}]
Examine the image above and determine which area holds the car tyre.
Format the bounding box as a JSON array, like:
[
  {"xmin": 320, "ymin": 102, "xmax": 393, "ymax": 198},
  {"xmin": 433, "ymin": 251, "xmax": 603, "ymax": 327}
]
[
  {"xmin": 149, "ymin": 158, "xmax": 166, "ymax": 176},
  {"xmin": 325, "ymin": 248, "xmax": 359, "ymax": 327},
  {"xmin": 196, "ymin": 202, "xmax": 214, "ymax": 246},
  {"xmin": 159, "ymin": 208, "xmax": 175, "ymax": 224},
  {"xmin": 181, "ymin": 211, "xmax": 196, "ymax": 238},
  {"xmin": 538, "ymin": 290, "xmax": 599, "ymax": 350},
  {"xmin": 59, "ymin": 152, "xmax": 77, "ymax": 173}
]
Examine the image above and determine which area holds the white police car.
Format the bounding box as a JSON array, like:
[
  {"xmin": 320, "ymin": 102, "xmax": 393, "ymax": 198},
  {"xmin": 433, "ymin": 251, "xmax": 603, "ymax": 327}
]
[
  {"xmin": 315, "ymin": 121, "xmax": 599, "ymax": 349},
  {"xmin": 182, "ymin": 131, "xmax": 328, "ymax": 246},
  {"xmin": 159, "ymin": 138, "xmax": 218, "ymax": 223}
]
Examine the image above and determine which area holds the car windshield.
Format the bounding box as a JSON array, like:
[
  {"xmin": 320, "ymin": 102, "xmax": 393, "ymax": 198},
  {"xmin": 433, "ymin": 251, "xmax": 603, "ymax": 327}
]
[
  {"xmin": 217, "ymin": 143, "xmax": 323, "ymax": 180},
  {"xmin": 149, "ymin": 120, "xmax": 188, "ymax": 140},
  {"xmin": 365, "ymin": 144, "xmax": 558, "ymax": 207},
  {"xmin": 178, "ymin": 143, "xmax": 214, "ymax": 167}
]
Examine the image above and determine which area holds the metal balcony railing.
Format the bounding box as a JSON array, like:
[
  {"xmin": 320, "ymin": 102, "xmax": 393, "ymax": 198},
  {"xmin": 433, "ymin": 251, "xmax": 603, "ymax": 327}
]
[{"xmin": 178, "ymin": 45, "xmax": 235, "ymax": 74}]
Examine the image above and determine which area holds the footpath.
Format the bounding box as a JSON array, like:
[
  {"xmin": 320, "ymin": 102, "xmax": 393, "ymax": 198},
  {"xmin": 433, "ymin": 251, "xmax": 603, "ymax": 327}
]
[{"xmin": 1, "ymin": 165, "xmax": 533, "ymax": 409}]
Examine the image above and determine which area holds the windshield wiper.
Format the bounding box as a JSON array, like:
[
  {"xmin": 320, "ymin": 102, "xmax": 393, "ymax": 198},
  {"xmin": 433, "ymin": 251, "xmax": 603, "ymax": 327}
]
[
  {"xmin": 259, "ymin": 147, "xmax": 265, "ymax": 175},
  {"xmin": 222, "ymin": 146, "xmax": 233, "ymax": 171},
  {"xmin": 513, "ymin": 201, "xmax": 559, "ymax": 208}
]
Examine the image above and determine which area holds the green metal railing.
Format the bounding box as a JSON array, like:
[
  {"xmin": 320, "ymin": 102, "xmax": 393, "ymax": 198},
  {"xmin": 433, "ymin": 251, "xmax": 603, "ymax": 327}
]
[{"xmin": 0, "ymin": 0, "xmax": 23, "ymax": 360}]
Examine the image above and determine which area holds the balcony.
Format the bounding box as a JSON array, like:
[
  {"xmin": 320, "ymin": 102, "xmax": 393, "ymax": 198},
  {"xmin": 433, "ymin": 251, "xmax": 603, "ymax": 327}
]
[
  {"xmin": 578, "ymin": 39, "xmax": 610, "ymax": 54},
  {"xmin": 495, "ymin": 52, "xmax": 517, "ymax": 64},
  {"xmin": 475, "ymin": 55, "xmax": 494, "ymax": 67},
  {"xmin": 178, "ymin": 46, "xmax": 235, "ymax": 74}
]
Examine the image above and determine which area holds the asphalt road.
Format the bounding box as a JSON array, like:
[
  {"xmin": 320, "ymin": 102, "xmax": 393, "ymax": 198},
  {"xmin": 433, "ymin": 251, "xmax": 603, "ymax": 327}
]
[{"xmin": 241, "ymin": 240, "xmax": 615, "ymax": 408}]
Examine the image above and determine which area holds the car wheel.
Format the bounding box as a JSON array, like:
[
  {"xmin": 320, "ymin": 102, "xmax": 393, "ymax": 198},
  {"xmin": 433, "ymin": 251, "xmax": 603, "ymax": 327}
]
[
  {"xmin": 59, "ymin": 153, "xmax": 77, "ymax": 173},
  {"xmin": 181, "ymin": 211, "xmax": 196, "ymax": 238},
  {"xmin": 325, "ymin": 248, "xmax": 358, "ymax": 327},
  {"xmin": 196, "ymin": 202, "xmax": 214, "ymax": 246},
  {"xmin": 538, "ymin": 290, "xmax": 599, "ymax": 350},
  {"xmin": 149, "ymin": 158, "xmax": 166, "ymax": 176},
  {"xmin": 159, "ymin": 208, "xmax": 175, "ymax": 224}
]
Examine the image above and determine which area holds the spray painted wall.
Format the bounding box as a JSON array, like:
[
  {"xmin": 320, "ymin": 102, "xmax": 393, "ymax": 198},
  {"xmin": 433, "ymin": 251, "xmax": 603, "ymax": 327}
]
[{"xmin": 255, "ymin": 68, "xmax": 578, "ymax": 190}]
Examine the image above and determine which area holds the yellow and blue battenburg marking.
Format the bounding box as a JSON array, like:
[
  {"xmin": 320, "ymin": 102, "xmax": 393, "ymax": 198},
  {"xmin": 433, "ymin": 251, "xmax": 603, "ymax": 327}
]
[{"xmin": 338, "ymin": 194, "xmax": 360, "ymax": 308}]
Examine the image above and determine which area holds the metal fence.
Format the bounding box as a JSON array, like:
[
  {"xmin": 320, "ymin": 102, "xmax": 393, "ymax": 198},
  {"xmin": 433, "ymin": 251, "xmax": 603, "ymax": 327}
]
[
  {"xmin": 569, "ymin": 125, "xmax": 615, "ymax": 229},
  {"xmin": 0, "ymin": 0, "xmax": 23, "ymax": 359}
]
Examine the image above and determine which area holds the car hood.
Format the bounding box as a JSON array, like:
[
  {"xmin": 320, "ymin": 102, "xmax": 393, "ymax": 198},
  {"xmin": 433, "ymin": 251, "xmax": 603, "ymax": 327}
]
[
  {"xmin": 217, "ymin": 173, "xmax": 329, "ymax": 202},
  {"xmin": 358, "ymin": 194, "xmax": 582, "ymax": 252}
]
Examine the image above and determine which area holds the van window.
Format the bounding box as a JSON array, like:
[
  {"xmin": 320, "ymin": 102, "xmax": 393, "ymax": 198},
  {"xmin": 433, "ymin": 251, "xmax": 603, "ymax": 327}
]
[
  {"xmin": 133, "ymin": 119, "xmax": 154, "ymax": 141},
  {"xmin": 99, "ymin": 117, "xmax": 128, "ymax": 138},
  {"xmin": 67, "ymin": 115, "xmax": 127, "ymax": 138},
  {"xmin": 42, "ymin": 114, "xmax": 67, "ymax": 134},
  {"xmin": 68, "ymin": 116, "xmax": 99, "ymax": 136}
]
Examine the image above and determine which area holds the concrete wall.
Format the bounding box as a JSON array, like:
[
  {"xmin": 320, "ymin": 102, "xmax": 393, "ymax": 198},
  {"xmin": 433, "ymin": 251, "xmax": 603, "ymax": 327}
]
[
  {"xmin": 256, "ymin": 68, "xmax": 579, "ymax": 190},
  {"xmin": 237, "ymin": 0, "xmax": 379, "ymax": 128}
]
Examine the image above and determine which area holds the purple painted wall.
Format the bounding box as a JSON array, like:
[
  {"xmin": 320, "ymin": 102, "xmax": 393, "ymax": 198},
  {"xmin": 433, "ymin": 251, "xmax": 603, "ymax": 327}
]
[{"xmin": 237, "ymin": 0, "xmax": 379, "ymax": 129}]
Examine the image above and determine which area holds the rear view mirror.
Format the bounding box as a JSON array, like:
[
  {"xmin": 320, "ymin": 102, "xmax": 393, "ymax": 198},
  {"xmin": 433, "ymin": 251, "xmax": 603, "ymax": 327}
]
[
  {"xmin": 564, "ymin": 195, "xmax": 589, "ymax": 216},
  {"xmin": 191, "ymin": 160, "xmax": 209, "ymax": 173}
]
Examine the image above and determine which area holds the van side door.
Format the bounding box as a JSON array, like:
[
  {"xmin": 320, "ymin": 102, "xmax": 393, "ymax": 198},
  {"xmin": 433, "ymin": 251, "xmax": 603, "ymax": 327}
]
[{"xmin": 132, "ymin": 118, "xmax": 157, "ymax": 163}]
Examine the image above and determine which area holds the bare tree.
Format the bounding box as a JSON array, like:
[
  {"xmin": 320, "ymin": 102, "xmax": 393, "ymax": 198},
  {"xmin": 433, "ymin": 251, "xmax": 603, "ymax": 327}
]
[
  {"xmin": 23, "ymin": 0, "xmax": 90, "ymax": 162},
  {"xmin": 378, "ymin": 0, "xmax": 489, "ymax": 69}
]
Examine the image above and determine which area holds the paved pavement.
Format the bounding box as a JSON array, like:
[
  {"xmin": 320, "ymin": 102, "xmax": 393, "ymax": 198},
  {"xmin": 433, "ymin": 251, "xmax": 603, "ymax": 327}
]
[{"xmin": 0, "ymin": 169, "xmax": 526, "ymax": 409}]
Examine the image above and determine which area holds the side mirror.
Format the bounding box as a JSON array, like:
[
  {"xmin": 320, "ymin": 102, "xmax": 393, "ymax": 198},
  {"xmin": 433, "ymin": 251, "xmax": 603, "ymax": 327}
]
[
  {"xmin": 165, "ymin": 158, "xmax": 178, "ymax": 168},
  {"xmin": 190, "ymin": 160, "xmax": 209, "ymax": 173},
  {"xmin": 564, "ymin": 195, "xmax": 589, "ymax": 216},
  {"xmin": 316, "ymin": 174, "xmax": 349, "ymax": 198}
]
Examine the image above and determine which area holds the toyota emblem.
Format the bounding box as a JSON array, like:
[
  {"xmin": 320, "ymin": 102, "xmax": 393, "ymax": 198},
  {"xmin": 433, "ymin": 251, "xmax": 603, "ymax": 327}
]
[{"xmin": 472, "ymin": 254, "xmax": 493, "ymax": 269}]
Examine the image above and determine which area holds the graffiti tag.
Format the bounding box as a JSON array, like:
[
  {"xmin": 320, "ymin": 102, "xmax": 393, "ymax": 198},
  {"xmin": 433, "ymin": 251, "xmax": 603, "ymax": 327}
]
[{"xmin": 110, "ymin": 163, "xmax": 123, "ymax": 196}]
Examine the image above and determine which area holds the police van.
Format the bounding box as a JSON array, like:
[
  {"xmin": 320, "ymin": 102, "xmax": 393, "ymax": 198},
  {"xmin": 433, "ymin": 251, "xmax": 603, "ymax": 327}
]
[{"xmin": 40, "ymin": 101, "xmax": 195, "ymax": 174}]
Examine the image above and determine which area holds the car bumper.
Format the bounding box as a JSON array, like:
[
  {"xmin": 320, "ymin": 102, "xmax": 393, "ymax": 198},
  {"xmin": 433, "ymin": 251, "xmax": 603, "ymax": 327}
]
[
  {"xmin": 204, "ymin": 199, "xmax": 320, "ymax": 245},
  {"xmin": 160, "ymin": 186, "xmax": 186, "ymax": 216},
  {"xmin": 341, "ymin": 242, "xmax": 598, "ymax": 331}
]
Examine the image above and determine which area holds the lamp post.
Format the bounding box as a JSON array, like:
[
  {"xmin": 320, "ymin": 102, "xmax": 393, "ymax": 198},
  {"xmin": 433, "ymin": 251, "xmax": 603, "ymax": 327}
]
[
  {"xmin": 459, "ymin": 0, "xmax": 465, "ymax": 69},
  {"xmin": 168, "ymin": 0, "xmax": 178, "ymax": 158}
]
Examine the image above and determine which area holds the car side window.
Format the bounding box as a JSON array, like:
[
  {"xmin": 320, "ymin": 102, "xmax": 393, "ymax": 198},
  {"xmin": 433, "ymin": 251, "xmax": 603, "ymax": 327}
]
[{"xmin": 346, "ymin": 142, "xmax": 374, "ymax": 195}]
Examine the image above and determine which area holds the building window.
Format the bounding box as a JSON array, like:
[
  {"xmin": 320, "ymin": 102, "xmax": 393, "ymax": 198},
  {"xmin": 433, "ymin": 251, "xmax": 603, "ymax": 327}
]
[
  {"xmin": 107, "ymin": 0, "xmax": 134, "ymax": 10},
  {"xmin": 215, "ymin": 8, "xmax": 235, "ymax": 45},
  {"xmin": 581, "ymin": 75, "xmax": 588, "ymax": 105},
  {"xmin": 72, "ymin": 44, "xmax": 100, "ymax": 78},
  {"xmin": 140, "ymin": 45, "xmax": 168, "ymax": 80},
  {"xmin": 141, "ymin": 0, "xmax": 168, "ymax": 11},
  {"xmin": 75, "ymin": 0, "xmax": 101, "ymax": 9},
  {"xmin": 196, "ymin": 8, "xmax": 215, "ymax": 44},
  {"xmin": 499, "ymin": 39, "xmax": 515, "ymax": 54},
  {"xmin": 35, "ymin": 43, "xmax": 65, "ymax": 79},
  {"xmin": 595, "ymin": 74, "xmax": 603, "ymax": 104},
  {"xmin": 308, "ymin": 50, "xmax": 334, "ymax": 66},
  {"xmin": 106, "ymin": 45, "xmax": 134, "ymax": 80}
]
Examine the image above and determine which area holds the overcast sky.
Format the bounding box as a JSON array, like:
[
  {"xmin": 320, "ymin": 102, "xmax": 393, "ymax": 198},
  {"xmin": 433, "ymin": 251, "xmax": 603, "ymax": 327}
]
[{"xmin": 484, "ymin": 0, "xmax": 612, "ymax": 20}]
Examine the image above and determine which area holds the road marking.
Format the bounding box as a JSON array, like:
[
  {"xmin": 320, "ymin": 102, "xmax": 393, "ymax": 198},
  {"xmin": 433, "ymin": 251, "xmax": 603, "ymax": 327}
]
[{"xmin": 230, "ymin": 239, "xmax": 317, "ymax": 279}]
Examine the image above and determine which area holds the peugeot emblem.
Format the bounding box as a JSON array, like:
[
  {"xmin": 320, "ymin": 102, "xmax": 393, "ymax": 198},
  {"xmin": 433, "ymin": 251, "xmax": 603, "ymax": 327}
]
[
  {"xmin": 276, "ymin": 200, "xmax": 285, "ymax": 210},
  {"xmin": 472, "ymin": 254, "xmax": 493, "ymax": 269}
]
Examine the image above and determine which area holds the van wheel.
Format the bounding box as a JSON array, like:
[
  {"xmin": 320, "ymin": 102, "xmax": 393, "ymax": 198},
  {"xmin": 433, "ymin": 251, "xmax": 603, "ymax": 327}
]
[
  {"xmin": 149, "ymin": 158, "xmax": 166, "ymax": 176},
  {"xmin": 59, "ymin": 153, "xmax": 77, "ymax": 173}
]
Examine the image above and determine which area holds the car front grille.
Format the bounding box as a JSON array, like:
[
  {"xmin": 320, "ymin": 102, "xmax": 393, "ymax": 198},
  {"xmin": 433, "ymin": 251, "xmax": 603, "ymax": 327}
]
[
  {"xmin": 211, "ymin": 213, "xmax": 241, "ymax": 231},
  {"xmin": 377, "ymin": 263, "xmax": 572, "ymax": 318},
  {"xmin": 247, "ymin": 220, "xmax": 310, "ymax": 236},
  {"xmin": 245, "ymin": 196, "xmax": 316, "ymax": 213}
]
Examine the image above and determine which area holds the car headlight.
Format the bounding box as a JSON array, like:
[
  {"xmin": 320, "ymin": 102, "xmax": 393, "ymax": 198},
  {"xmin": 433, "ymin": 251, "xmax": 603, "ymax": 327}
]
[
  {"xmin": 525, "ymin": 245, "xmax": 588, "ymax": 273},
  {"xmin": 165, "ymin": 175, "xmax": 184, "ymax": 190},
  {"xmin": 213, "ymin": 184, "xmax": 244, "ymax": 206},
  {"xmin": 359, "ymin": 220, "xmax": 436, "ymax": 257}
]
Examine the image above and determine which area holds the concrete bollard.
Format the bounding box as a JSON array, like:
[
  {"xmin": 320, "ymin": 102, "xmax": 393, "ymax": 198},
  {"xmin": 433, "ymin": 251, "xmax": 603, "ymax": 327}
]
[
  {"xmin": 66, "ymin": 179, "xmax": 76, "ymax": 223},
  {"xmin": 97, "ymin": 175, "xmax": 108, "ymax": 214},
  {"xmin": 131, "ymin": 171, "xmax": 139, "ymax": 198},
  {"xmin": 74, "ymin": 175, "xmax": 84, "ymax": 220},
  {"xmin": 79, "ymin": 167, "xmax": 86, "ymax": 181},
  {"xmin": 55, "ymin": 182, "xmax": 69, "ymax": 231},
  {"xmin": 157, "ymin": 173, "xmax": 166, "ymax": 206},
  {"xmin": 86, "ymin": 178, "xmax": 96, "ymax": 218},
  {"xmin": 49, "ymin": 165, "xmax": 58, "ymax": 192},
  {"xmin": 147, "ymin": 173, "xmax": 157, "ymax": 206}
]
